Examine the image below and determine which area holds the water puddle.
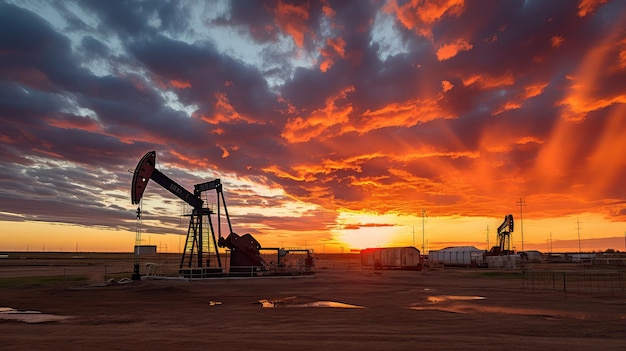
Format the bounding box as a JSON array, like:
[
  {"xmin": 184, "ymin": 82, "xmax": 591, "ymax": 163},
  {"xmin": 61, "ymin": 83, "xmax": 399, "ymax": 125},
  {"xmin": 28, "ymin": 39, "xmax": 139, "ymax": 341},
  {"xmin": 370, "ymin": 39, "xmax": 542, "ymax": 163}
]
[
  {"xmin": 259, "ymin": 297, "xmax": 364, "ymax": 309},
  {"xmin": 0, "ymin": 307, "xmax": 71, "ymax": 323},
  {"xmin": 426, "ymin": 295, "xmax": 486, "ymax": 303},
  {"xmin": 410, "ymin": 296, "xmax": 597, "ymax": 320},
  {"xmin": 410, "ymin": 296, "xmax": 485, "ymax": 314}
]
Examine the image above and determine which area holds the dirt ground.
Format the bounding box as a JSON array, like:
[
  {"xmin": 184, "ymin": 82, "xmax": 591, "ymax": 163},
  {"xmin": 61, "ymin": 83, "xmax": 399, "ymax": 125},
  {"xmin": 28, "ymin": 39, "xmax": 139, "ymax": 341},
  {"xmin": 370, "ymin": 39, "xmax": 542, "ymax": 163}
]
[{"xmin": 1, "ymin": 254, "xmax": 625, "ymax": 350}]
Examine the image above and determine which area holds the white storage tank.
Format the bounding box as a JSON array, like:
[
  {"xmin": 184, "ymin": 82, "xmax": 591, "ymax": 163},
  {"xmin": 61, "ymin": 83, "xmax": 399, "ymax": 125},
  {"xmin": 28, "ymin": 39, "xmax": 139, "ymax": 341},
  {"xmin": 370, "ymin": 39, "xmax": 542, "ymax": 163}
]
[{"xmin": 428, "ymin": 246, "xmax": 484, "ymax": 267}]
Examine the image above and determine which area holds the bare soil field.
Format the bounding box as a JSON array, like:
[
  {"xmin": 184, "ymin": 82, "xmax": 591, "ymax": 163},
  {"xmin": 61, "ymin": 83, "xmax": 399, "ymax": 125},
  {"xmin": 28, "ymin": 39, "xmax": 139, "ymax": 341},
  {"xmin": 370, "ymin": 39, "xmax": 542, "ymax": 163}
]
[{"xmin": 1, "ymin": 253, "xmax": 625, "ymax": 350}]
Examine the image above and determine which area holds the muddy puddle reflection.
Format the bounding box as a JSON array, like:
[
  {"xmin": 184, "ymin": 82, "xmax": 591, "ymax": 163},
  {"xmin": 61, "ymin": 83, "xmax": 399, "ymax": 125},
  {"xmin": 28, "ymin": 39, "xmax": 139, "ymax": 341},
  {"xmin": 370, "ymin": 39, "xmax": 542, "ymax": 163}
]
[
  {"xmin": 259, "ymin": 297, "xmax": 364, "ymax": 309},
  {"xmin": 0, "ymin": 307, "xmax": 71, "ymax": 323},
  {"xmin": 426, "ymin": 295, "xmax": 486, "ymax": 302},
  {"xmin": 411, "ymin": 296, "xmax": 595, "ymax": 320}
]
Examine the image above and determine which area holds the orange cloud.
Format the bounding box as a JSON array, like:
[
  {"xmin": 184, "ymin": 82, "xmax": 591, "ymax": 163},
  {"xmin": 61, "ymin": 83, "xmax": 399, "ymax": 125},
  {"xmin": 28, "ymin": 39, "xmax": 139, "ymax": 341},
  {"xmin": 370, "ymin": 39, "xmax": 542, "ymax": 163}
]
[
  {"xmin": 531, "ymin": 117, "xmax": 588, "ymax": 197},
  {"xmin": 276, "ymin": 95, "xmax": 298, "ymax": 115},
  {"xmin": 319, "ymin": 58, "xmax": 333, "ymax": 72},
  {"xmin": 262, "ymin": 164, "xmax": 310, "ymax": 182},
  {"xmin": 531, "ymin": 104, "xmax": 626, "ymax": 222},
  {"xmin": 219, "ymin": 146, "xmax": 229, "ymax": 158},
  {"xmin": 577, "ymin": 0, "xmax": 609, "ymax": 17},
  {"xmin": 551, "ymin": 35, "xmax": 564, "ymax": 48},
  {"xmin": 557, "ymin": 30, "xmax": 626, "ymax": 121},
  {"xmin": 461, "ymin": 72, "xmax": 515, "ymax": 89},
  {"xmin": 581, "ymin": 105, "xmax": 626, "ymax": 200},
  {"xmin": 321, "ymin": 2, "xmax": 335, "ymax": 17},
  {"xmin": 31, "ymin": 148, "xmax": 63, "ymax": 158},
  {"xmin": 327, "ymin": 37, "xmax": 346, "ymax": 58},
  {"xmin": 436, "ymin": 38, "xmax": 473, "ymax": 61},
  {"xmin": 385, "ymin": 0, "xmax": 465, "ymax": 39},
  {"xmin": 348, "ymin": 97, "xmax": 453, "ymax": 135},
  {"xmin": 46, "ymin": 116, "xmax": 103, "ymax": 133},
  {"xmin": 441, "ymin": 80, "xmax": 454, "ymax": 92},
  {"xmin": 492, "ymin": 81, "xmax": 548, "ymax": 116},
  {"xmin": 515, "ymin": 136, "xmax": 543, "ymax": 145},
  {"xmin": 273, "ymin": 0, "xmax": 311, "ymax": 47},
  {"xmin": 619, "ymin": 39, "xmax": 626, "ymax": 69},
  {"xmin": 170, "ymin": 79, "xmax": 191, "ymax": 89},
  {"xmin": 523, "ymin": 82, "xmax": 549, "ymax": 99},
  {"xmin": 198, "ymin": 92, "xmax": 257, "ymax": 124},
  {"xmin": 319, "ymin": 37, "xmax": 346, "ymax": 72},
  {"xmin": 0, "ymin": 135, "xmax": 13, "ymax": 144},
  {"xmin": 491, "ymin": 101, "xmax": 522, "ymax": 116},
  {"xmin": 169, "ymin": 150, "xmax": 210, "ymax": 168},
  {"xmin": 281, "ymin": 86, "xmax": 355, "ymax": 143}
]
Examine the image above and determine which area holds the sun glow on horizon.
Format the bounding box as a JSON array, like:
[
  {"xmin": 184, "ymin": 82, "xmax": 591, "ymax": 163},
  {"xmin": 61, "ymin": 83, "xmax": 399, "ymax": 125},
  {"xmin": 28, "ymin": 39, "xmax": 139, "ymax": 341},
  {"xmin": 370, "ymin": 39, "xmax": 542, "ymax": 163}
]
[{"xmin": 329, "ymin": 211, "xmax": 626, "ymax": 254}]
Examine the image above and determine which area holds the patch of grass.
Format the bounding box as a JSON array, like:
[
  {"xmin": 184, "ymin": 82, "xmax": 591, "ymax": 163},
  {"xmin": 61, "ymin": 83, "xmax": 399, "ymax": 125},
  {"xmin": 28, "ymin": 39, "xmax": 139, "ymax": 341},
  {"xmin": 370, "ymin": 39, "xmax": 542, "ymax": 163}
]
[
  {"xmin": 0, "ymin": 275, "xmax": 88, "ymax": 287},
  {"xmin": 471, "ymin": 271, "xmax": 522, "ymax": 279}
]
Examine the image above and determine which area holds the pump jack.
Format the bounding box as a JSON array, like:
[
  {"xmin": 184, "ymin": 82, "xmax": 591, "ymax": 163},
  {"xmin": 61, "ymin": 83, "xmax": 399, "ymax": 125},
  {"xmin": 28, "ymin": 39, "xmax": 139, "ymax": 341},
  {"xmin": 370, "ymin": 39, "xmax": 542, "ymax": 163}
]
[
  {"xmin": 131, "ymin": 151, "xmax": 267, "ymax": 277},
  {"xmin": 487, "ymin": 214, "xmax": 514, "ymax": 256}
]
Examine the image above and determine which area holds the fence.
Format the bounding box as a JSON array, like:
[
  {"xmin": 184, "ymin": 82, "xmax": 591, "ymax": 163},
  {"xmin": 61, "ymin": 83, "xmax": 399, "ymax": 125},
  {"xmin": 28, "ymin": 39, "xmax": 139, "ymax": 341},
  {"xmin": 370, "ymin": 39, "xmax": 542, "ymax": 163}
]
[{"xmin": 522, "ymin": 270, "xmax": 625, "ymax": 295}]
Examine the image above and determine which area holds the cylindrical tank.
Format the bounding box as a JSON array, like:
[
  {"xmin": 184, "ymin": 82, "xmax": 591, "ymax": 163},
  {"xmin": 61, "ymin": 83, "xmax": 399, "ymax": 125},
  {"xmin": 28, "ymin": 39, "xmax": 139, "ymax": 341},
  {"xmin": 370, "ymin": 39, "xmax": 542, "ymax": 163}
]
[{"xmin": 428, "ymin": 246, "xmax": 484, "ymax": 267}]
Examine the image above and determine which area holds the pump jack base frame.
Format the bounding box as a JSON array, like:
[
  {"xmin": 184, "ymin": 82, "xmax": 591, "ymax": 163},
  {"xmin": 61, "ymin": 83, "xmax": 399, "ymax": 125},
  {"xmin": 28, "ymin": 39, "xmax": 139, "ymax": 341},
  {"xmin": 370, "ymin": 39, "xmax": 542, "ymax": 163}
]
[{"xmin": 178, "ymin": 267, "xmax": 225, "ymax": 279}]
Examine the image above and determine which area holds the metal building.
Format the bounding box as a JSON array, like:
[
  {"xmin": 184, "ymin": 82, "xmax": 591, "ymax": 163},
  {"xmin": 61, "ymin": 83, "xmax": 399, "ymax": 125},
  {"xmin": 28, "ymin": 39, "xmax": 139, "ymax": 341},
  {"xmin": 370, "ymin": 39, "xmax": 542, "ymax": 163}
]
[{"xmin": 360, "ymin": 247, "xmax": 422, "ymax": 270}]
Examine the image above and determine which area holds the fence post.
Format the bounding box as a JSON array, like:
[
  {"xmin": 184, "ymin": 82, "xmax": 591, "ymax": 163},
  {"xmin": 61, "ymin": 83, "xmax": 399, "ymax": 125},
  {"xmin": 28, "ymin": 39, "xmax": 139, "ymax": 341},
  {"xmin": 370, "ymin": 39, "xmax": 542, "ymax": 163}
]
[{"xmin": 563, "ymin": 272, "xmax": 567, "ymax": 295}]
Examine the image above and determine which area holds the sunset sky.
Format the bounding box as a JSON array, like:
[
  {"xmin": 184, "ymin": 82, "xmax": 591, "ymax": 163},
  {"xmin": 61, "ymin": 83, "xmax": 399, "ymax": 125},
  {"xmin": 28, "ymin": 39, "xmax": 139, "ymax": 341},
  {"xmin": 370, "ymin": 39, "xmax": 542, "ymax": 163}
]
[{"xmin": 1, "ymin": 0, "xmax": 626, "ymax": 254}]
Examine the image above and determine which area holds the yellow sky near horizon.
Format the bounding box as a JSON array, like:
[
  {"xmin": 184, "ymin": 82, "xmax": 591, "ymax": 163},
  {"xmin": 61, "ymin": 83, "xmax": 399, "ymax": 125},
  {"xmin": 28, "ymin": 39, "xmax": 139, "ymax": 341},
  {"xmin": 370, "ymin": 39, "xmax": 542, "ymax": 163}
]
[{"xmin": 2, "ymin": 211, "xmax": 624, "ymax": 254}]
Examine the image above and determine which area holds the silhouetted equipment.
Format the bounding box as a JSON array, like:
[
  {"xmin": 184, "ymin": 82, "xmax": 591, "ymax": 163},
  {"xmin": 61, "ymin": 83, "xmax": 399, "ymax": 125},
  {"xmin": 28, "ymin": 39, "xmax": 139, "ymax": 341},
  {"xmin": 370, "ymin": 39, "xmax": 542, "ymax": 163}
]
[
  {"xmin": 487, "ymin": 214, "xmax": 514, "ymax": 256},
  {"xmin": 218, "ymin": 233, "xmax": 268, "ymax": 274},
  {"xmin": 130, "ymin": 150, "xmax": 267, "ymax": 277}
]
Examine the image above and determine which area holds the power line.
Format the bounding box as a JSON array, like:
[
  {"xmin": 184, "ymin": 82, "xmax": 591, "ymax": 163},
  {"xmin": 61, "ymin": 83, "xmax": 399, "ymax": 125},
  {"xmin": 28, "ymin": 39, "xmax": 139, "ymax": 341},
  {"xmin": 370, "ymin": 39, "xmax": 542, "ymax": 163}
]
[{"xmin": 576, "ymin": 219, "xmax": 582, "ymax": 254}]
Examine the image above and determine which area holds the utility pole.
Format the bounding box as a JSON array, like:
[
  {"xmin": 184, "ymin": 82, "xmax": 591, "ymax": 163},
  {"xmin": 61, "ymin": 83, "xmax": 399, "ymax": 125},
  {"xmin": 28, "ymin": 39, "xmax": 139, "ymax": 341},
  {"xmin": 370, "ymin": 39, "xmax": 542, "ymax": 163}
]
[
  {"xmin": 421, "ymin": 208, "xmax": 426, "ymax": 255},
  {"xmin": 549, "ymin": 232, "xmax": 553, "ymax": 254},
  {"xmin": 516, "ymin": 198, "xmax": 526, "ymax": 252},
  {"xmin": 576, "ymin": 219, "xmax": 582, "ymax": 254},
  {"xmin": 486, "ymin": 225, "xmax": 490, "ymax": 251}
]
